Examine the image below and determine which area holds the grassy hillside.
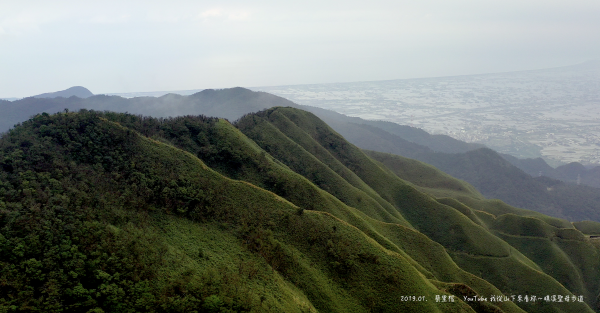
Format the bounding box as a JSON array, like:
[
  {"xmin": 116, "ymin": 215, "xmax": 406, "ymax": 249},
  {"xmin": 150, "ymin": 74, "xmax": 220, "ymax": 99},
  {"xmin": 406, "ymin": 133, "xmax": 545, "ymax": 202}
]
[
  {"xmin": 365, "ymin": 148, "xmax": 600, "ymax": 311},
  {"xmin": 346, "ymin": 123, "xmax": 600, "ymax": 222},
  {"xmin": 3, "ymin": 87, "xmax": 600, "ymax": 224},
  {"xmin": 1, "ymin": 110, "xmax": 482, "ymax": 312},
  {"xmin": 104, "ymin": 108, "xmax": 589, "ymax": 313},
  {"xmin": 362, "ymin": 150, "xmax": 483, "ymax": 200},
  {"xmin": 100, "ymin": 111, "xmax": 527, "ymax": 312},
  {"xmin": 2, "ymin": 108, "xmax": 599, "ymax": 312},
  {"xmin": 235, "ymin": 107, "xmax": 597, "ymax": 313}
]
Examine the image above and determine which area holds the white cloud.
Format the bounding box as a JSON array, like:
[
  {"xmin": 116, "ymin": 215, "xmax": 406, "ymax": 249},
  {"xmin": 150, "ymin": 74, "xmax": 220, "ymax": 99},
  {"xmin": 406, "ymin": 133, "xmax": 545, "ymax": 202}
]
[
  {"xmin": 198, "ymin": 8, "xmax": 251, "ymax": 22},
  {"xmin": 227, "ymin": 11, "xmax": 250, "ymax": 21},
  {"xmin": 145, "ymin": 12, "xmax": 185, "ymax": 23},
  {"xmin": 200, "ymin": 9, "xmax": 223, "ymax": 18},
  {"xmin": 87, "ymin": 14, "xmax": 131, "ymax": 24},
  {"xmin": 1, "ymin": 0, "xmax": 600, "ymax": 97},
  {"xmin": 0, "ymin": 13, "xmax": 46, "ymax": 36}
]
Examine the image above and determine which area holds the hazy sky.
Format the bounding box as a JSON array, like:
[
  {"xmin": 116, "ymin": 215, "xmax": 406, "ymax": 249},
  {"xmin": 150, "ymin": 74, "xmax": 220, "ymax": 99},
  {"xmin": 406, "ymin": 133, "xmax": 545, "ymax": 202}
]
[{"xmin": 2, "ymin": 0, "xmax": 600, "ymax": 97}]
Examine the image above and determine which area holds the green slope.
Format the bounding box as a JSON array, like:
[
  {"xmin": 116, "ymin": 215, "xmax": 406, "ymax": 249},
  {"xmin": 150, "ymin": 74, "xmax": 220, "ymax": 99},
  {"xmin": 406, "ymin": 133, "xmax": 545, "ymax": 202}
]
[
  {"xmin": 2, "ymin": 108, "xmax": 599, "ymax": 312},
  {"xmin": 0, "ymin": 111, "xmax": 475, "ymax": 312},
  {"xmin": 365, "ymin": 143, "xmax": 600, "ymax": 311},
  {"xmin": 235, "ymin": 107, "xmax": 595, "ymax": 313},
  {"xmin": 105, "ymin": 112, "xmax": 527, "ymax": 313},
  {"xmin": 365, "ymin": 150, "xmax": 575, "ymax": 227},
  {"xmin": 5, "ymin": 87, "xmax": 600, "ymax": 225},
  {"xmin": 362, "ymin": 150, "xmax": 484, "ymax": 200}
]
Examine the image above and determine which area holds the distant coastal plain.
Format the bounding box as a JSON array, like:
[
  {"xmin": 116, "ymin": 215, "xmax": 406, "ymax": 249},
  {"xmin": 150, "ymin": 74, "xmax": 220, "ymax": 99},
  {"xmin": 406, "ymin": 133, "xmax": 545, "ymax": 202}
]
[{"xmin": 252, "ymin": 61, "xmax": 600, "ymax": 166}]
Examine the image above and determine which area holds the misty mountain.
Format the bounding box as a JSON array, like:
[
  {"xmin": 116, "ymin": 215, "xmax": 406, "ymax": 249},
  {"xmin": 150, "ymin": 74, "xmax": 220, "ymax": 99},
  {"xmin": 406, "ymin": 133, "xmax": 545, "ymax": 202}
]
[
  {"xmin": 326, "ymin": 121, "xmax": 600, "ymax": 221},
  {"xmin": 502, "ymin": 153, "xmax": 600, "ymax": 188},
  {"xmin": 5, "ymin": 87, "xmax": 478, "ymax": 153},
  {"xmin": 500, "ymin": 154, "xmax": 557, "ymax": 178},
  {"xmin": 0, "ymin": 88, "xmax": 301, "ymax": 132},
  {"xmin": 33, "ymin": 86, "xmax": 94, "ymax": 99}
]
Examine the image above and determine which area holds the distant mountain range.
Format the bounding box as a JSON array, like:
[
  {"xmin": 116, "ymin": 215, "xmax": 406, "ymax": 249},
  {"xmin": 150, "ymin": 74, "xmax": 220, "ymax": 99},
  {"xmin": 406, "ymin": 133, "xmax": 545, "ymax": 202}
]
[
  {"xmin": 2, "ymin": 86, "xmax": 95, "ymax": 102},
  {"xmin": 501, "ymin": 153, "xmax": 600, "ymax": 188},
  {"xmin": 33, "ymin": 86, "xmax": 94, "ymax": 99},
  {"xmin": 2, "ymin": 87, "xmax": 600, "ymax": 222}
]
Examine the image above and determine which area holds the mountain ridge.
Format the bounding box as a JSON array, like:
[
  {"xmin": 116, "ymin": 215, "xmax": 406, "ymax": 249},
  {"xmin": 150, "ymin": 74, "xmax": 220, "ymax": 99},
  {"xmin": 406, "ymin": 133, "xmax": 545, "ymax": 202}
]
[
  {"xmin": 3, "ymin": 108, "xmax": 600, "ymax": 311},
  {"xmin": 502, "ymin": 153, "xmax": 600, "ymax": 188},
  {"xmin": 1, "ymin": 88, "xmax": 599, "ymax": 223},
  {"xmin": 33, "ymin": 86, "xmax": 94, "ymax": 99}
]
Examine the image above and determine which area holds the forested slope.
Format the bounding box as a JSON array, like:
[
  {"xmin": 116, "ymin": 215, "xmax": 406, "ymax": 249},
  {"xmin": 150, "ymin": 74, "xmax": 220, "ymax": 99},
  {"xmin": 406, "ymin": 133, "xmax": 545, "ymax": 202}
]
[
  {"xmin": 2, "ymin": 107, "xmax": 600, "ymax": 312},
  {"xmin": 3, "ymin": 87, "xmax": 598, "ymax": 223},
  {"xmin": 0, "ymin": 110, "xmax": 472, "ymax": 312}
]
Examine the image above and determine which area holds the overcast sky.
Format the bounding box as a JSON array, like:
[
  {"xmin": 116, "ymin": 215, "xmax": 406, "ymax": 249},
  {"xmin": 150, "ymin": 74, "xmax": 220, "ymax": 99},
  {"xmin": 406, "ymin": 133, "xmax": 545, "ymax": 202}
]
[{"xmin": 1, "ymin": 0, "xmax": 599, "ymax": 98}]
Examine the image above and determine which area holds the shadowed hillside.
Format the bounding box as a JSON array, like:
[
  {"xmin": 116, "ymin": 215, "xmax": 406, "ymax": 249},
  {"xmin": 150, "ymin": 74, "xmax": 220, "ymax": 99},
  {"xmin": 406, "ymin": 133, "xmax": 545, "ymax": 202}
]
[{"xmin": 502, "ymin": 154, "xmax": 600, "ymax": 189}]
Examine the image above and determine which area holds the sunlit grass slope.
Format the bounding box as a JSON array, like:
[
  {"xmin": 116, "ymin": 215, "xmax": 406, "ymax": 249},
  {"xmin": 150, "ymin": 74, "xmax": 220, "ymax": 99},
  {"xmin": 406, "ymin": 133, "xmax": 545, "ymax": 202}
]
[
  {"xmin": 97, "ymin": 112, "xmax": 439, "ymax": 280},
  {"xmin": 362, "ymin": 150, "xmax": 484, "ymax": 200},
  {"xmin": 234, "ymin": 107, "xmax": 595, "ymax": 313},
  {"xmin": 237, "ymin": 109, "xmax": 509, "ymax": 256},
  {"xmin": 107, "ymin": 111, "xmax": 530, "ymax": 312},
  {"xmin": 365, "ymin": 141, "xmax": 600, "ymax": 312},
  {"xmin": 102, "ymin": 111, "xmax": 530, "ymax": 313}
]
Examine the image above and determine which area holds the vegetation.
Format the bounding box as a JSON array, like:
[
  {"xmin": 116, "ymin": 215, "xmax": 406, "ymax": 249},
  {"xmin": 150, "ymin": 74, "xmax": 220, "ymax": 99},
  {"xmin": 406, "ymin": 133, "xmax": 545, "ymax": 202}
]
[
  {"xmin": 3, "ymin": 87, "xmax": 600, "ymax": 225},
  {"xmin": 1, "ymin": 107, "xmax": 599, "ymax": 312},
  {"xmin": 350, "ymin": 125, "xmax": 600, "ymax": 222}
]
